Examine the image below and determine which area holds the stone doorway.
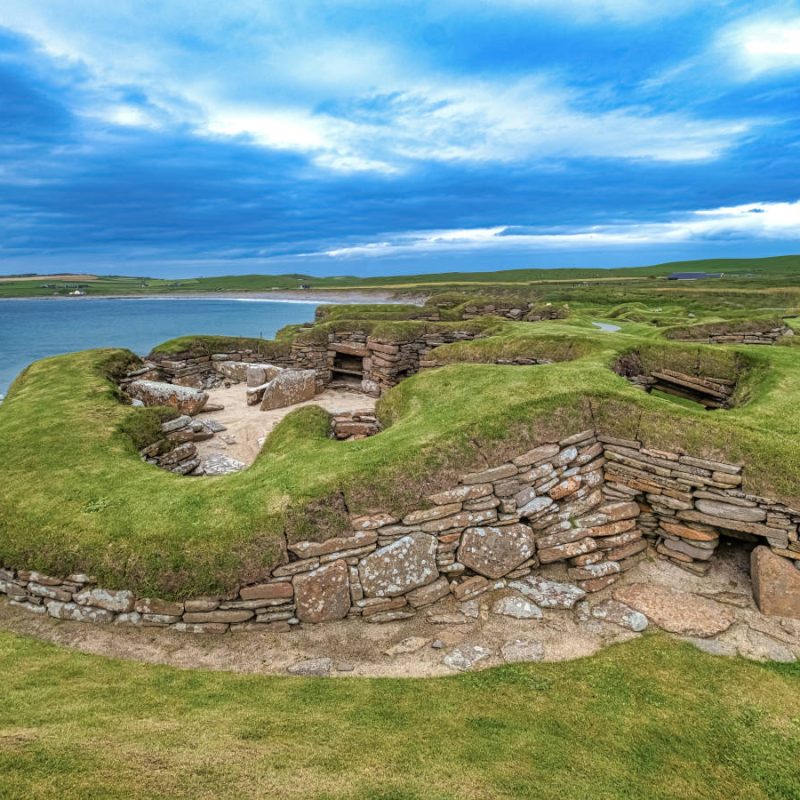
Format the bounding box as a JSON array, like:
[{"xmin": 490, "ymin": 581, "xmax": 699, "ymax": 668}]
[{"xmin": 330, "ymin": 349, "xmax": 365, "ymax": 389}]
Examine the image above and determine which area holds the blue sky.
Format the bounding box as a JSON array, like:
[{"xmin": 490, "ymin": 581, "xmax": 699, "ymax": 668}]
[{"xmin": 1, "ymin": 1, "xmax": 799, "ymax": 277}]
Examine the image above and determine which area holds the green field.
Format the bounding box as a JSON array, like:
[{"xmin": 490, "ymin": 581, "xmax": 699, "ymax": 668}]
[
  {"xmin": 3, "ymin": 258, "xmax": 800, "ymax": 799},
  {"xmin": 1, "ymin": 254, "xmax": 799, "ymax": 298},
  {"xmin": 1, "ymin": 632, "xmax": 798, "ymax": 800}
]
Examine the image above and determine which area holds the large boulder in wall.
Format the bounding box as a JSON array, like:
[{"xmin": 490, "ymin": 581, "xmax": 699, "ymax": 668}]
[
  {"xmin": 458, "ymin": 523, "xmax": 536, "ymax": 579},
  {"xmin": 126, "ymin": 380, "xmax": 208, "ymax": 415},
  {"xmin": 751, "ymin": 546, "xmax": 800, "ymax": 620},
  {"xmin": 260, "ymin": 369, "xmax": 316, "ymax": 411},
  {"xmin": 358, "ymin": 533, "xmax": 438, "ymax": 597},
  {"xmin": 293, "ymin": 560, "xmax": 351, "ymax": 623}
]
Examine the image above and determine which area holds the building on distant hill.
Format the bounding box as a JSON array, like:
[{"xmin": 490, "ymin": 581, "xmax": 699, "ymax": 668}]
[{"xmin": 667, "ymin": 272, "xmax": 724, "ymax": 281}]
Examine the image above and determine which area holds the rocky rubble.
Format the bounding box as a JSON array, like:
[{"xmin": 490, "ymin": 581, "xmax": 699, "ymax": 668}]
[{"xmin": 139, "ymin": 414, "xmax": 229, "ymax": 475}]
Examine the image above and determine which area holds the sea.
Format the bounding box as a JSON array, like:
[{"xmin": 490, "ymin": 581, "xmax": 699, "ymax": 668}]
[{"xmin": 0, "ymin": 297, "xmax": 321, "ymax": 399}]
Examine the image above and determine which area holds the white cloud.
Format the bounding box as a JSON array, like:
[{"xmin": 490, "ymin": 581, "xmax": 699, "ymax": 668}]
[
  {"xmin": 193, "ymin": 76, "xmax": 750, "ymax": 170},
  {"xmin": 322, "ymin": 200, "xmax": 800, "ymax": 257},
  {"xmin": 720, "ymin": 14, "xmax": 800, "ymax": 77},
  {"xmin": 0, "ymin": 0, "xmax": 757, "ymax": 171}
]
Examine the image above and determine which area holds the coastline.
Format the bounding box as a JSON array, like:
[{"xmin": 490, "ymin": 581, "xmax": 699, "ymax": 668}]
[{"xmin": 0, "ymin": 289, "xmax": 423, "ymax": 305}]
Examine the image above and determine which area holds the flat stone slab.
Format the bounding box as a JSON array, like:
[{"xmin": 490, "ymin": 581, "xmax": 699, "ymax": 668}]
[
  {"xmin": 260, "ymin": 369, "xmax": 316, "ymax": 411},
  {"xmin": 202, "ymin": 454, "xmax": 246, "ymax": 475},
  {"xmin": 589, "ymin": 599, "xmax": 648, "ymax": 632},
  {"xmin": 287, "ymin": 657, "xmax": 332, "ymax": 676},
  {"xmin": 443, "ymin": 644, "xmax": 492, "ymax": 672},
  {"xmin": 127, "ymin": 380, "xmax": 208, "ymax": 415},
  {"xmin": 500, "ymin": 639, "xmax": 545, "ymax": 663},
  {"xmin": 613, "ymin": 583, "xmax": 735, "ymax": 637},
  {"xmin": 358, "ymin": 533, "xmax": 438, "ymax": 598},
  {"xmin": 384, "ymin": 637, "xmax": 429, "ymax": 656},
  {"xmin": 509, "ymin": 576, "xmax": 586, "ymax": 609},
  {"xmin": 491, "ymin": 595, "xmax": 542, "ymax": 619}
]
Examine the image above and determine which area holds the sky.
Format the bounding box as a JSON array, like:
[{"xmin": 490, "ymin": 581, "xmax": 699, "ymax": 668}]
[{"xmin": 1, "ymin": 1, "xmax": 799, "ymax": 278}]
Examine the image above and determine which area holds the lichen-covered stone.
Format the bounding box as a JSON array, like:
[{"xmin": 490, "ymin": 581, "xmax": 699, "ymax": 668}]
[
  {"xmin": 589, "ymin": 599, "xmax": 648, "ymax": 631},
  {"xmin": 443, "ymin": 644, "xmax": 492, "ymax": 671},
  {"xmin": 405, "ymin": 576, "xmax": 450, "ymax": 608},
  {"xmin": 126, "ymin": 380, "xmax": 208, "ymax": 415},
  {"xmin": 500, "ymin": 639, "xmax": 544, "ymax": 663},
  {"xmin": 294, "ymin": 560, "xmax": 351, "ymax": 623},
  {"xmin": 47, "ymin": 601, "xmax": 115, "ymax": 623},
  {"xmin": 509, "ymin": 576, "xmax": 586, "ymax": 609},
  {"xmin": 74, "ymin": 588, "xmax": 135, "ymax": 613},
  {"xmin": 427, "ymin": 484, "xmax": 493, "ymax": 505},
  {"xmin": 491, "ymin": 595, "xmax": 542, "ymax": 619},
  {"xmin": 458, "ymin": 523, "xmax": 536, "ymax": 579},
  {"xmin": 288, "ymin": 530, "xmax": 377, "ymax": 559},
  {"xmin": 260, "ymin": 369, "xmax": 316, "ymax": 411},
  {"xmin": 538, "ymin": 536, "xmax": 597, "ymax": 564},
  {"xmin": 358, "ymin": 533, "xmax": 438, "ymax": 597}
]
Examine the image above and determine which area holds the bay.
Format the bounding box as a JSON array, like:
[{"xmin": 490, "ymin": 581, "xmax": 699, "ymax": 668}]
[{"xmin": 0, "ymin": 297, "xmax": 319, "ymax": 398}]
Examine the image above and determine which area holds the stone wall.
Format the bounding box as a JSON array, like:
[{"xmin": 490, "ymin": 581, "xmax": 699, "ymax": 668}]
[
  {"xmin": 672, "ymin": 326, "xmax": 792, "ymax": 345},
  {"xmin": 460, "ymin": 302, "xmax": 568, "ymax": 322},
  {"xmin": 601, "ymin": 435, "xmax": 800, "ymax": 574},
  {"xmin": 148, "ymin": 329, "xmax": 483, "ymax": 397},
  {"xmin": 325, "ymin": 328, "xmax": 483, "ymax": 396},
  {"xmin": 3, "ymin": 430, "xmax": 799, "ymax": 632}
]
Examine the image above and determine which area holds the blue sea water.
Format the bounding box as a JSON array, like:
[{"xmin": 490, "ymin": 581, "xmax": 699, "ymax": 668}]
[{"xmin": 0, "ymin": 297, "xmax": 319, "ymax": 398}]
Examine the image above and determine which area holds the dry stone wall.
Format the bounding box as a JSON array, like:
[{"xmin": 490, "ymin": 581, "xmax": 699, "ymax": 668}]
[
  {"xmin": 671, "ymin": 325, "xmax": 792, "ymax": 345},
  {"xmin": 149, "ymin": 328, "xmax": 483, "ymax": 398},
  {"xmin": 4, "ymin": 430, "xmax": 800, "ymax": 631}
]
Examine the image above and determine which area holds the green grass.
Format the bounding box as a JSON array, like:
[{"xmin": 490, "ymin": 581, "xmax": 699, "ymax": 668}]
[
  {"xmin": 3, "ymin": 260, "xmax": 800, "ymax": 596},
  {"xmin": 0, "ymin": 632, "xmax": 798, "ymax": 799},
  {"xmin": 2, "ymin": 255, "xmax": 800, "ymax": 298},
  {"xmin": 3, "ymin": 307, "xmax": 800, "ymax": 598}
]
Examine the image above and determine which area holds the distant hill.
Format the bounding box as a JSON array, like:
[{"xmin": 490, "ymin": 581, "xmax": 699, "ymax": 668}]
[{"xmin": 0, "ymin": 254, "xmax": 798, "ymax": 298}]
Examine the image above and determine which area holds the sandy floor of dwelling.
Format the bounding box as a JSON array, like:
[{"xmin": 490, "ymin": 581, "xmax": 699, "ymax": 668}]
[
  {"xmin": 3, "ymin": 543, "xmax": 799, "ymax": 677},
  {"xmin": 194, "ymin": 384, "xmax": 378, "ymax": 466}
]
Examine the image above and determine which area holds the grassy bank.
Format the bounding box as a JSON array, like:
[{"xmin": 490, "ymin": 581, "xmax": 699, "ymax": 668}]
[
  {"xmin": 0, "ymin": 632, "xmax": 798, "ymax": 799},
  {"xmin": 1, "ymin": 308, "xmax": 800, "ymax": 597}
]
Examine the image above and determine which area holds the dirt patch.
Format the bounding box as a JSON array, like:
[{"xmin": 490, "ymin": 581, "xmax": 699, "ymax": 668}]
[
  {"xmin": 2, "ymin": 544, "xmax": 797, "ymax": 676},
  {"xmin": 195, "ymin": 385, "xmax": 378, "ymax": 466}
]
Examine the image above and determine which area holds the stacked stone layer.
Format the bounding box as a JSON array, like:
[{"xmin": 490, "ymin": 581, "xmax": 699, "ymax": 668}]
[
  {"xmin": 4, "ymin": 430, "xmax": 800, "ymax": 632},
  {"xmin": 149, "ymin": 328, "xmax": 485, "ymax": 399}
]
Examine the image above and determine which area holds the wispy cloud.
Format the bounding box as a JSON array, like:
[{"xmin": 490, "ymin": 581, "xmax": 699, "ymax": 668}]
[
  {"xmin": 0, "ymin": 2, "xmax": 799, "ymax": 275},
  {"xmin": 0, "ymin": 2, "xmax": 757, "ymax": 173},
  {"xmin": 322, "ymin": 201, "xmax": 800, "ymax": 257}
]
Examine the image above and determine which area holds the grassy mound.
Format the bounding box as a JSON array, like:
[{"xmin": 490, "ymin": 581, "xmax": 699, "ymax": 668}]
[{"xmin": 2, "ymin": 309, "xmax": 800, "ymax": 597}]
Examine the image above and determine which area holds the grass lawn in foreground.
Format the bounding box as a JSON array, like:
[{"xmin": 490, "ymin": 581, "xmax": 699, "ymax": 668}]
[{"xmin": 0, "ymin": 632, "xmax": 798, "ymax": 799}]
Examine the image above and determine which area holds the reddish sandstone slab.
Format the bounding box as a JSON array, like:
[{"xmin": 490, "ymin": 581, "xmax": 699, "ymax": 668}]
[{"xmin": 613, "ymin": 583, "xmax": 735, "ymax": 637}]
